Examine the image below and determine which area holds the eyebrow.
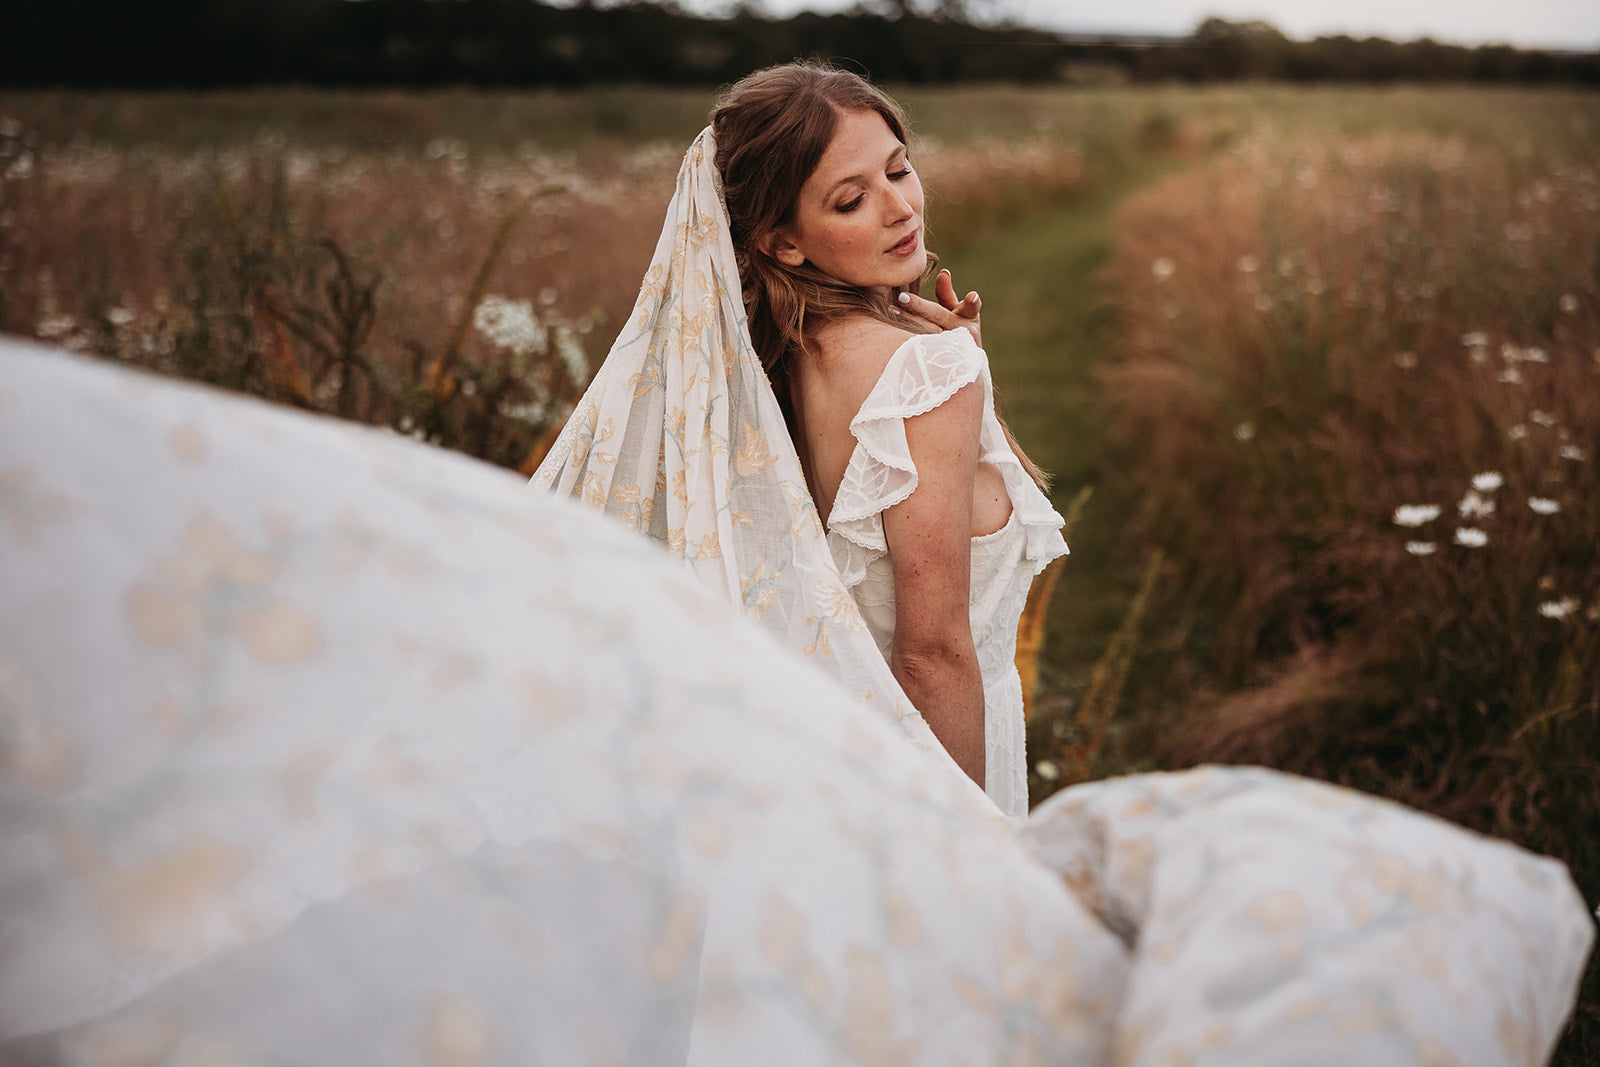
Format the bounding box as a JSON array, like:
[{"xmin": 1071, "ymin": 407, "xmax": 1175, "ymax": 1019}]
[{"xmin": 821, "ymin": 144, "xmax": 907, "ymax": 199}]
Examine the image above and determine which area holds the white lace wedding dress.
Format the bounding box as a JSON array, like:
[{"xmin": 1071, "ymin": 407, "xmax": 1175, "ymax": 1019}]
[{"xmin": 825, "ymin": 327, "xmax": 1065, "ymax": 818}]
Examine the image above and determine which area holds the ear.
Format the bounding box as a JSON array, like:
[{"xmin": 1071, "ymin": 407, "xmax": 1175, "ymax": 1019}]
[{"xmin": 760, "ymin": 228, "xmax": 806, "ymax": 269}]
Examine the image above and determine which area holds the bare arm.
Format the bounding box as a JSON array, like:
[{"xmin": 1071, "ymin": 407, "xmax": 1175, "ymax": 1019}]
[{"xmin": 882, "ymin": 377, "xmax": 986, "ymax": 789}]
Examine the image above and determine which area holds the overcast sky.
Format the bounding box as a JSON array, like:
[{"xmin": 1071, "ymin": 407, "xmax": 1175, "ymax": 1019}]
[{"xmin": 704, "ymin": 0, "xmax": 1600, "ymax": 52}]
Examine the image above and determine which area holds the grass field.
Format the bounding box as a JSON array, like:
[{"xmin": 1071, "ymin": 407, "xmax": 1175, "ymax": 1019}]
[{"xmin": 2, "ymin": 82, "xmax": 1597, "ymax": 1059}]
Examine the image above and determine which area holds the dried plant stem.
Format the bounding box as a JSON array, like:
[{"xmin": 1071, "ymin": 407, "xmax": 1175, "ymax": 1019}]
[
  {"xmin": 429, "ymin": 181, "xmax": 566, "ymax": 398},
  {"xmin": 1064, "ymin": 547, "xmax": 1163, "ymax": 785},
  {"xmin": 1015, "ymin": 485, "xmax": 1092, "ymax": 721}
]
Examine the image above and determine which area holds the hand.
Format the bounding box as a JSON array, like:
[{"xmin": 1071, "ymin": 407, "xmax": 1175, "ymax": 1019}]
[{"xmin": 897, "ymin": 268, "xmax": 981, "ymax": 347}]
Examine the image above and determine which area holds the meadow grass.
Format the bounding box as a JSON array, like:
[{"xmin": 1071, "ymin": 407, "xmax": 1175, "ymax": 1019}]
[
  {"xmin": 2, "ymin": 81, "xmax": 1597, "ymax": 1059},
  {"xmin": 1081, "ymin": 93, "xmax": 1600, "ymax": 1062}
]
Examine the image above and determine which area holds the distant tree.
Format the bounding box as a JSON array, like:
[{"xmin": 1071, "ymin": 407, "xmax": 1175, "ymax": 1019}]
[{"xmin": 1188, "ymin": 17, "xmax": 1292, "ymax": 80}]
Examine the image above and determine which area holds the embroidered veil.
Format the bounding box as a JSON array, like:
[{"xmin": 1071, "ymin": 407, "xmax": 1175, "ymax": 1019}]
[{"xmin": 532, "ymin": 127, "xmax": 986, "ymax": 804}]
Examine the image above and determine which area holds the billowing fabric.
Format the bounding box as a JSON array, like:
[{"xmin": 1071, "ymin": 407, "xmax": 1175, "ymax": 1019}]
[
  {"xmin": 1027, "ymin": 767, "xmax": 1596, "ymax": 1066},
  {"xmin": 827, "ymin": 327, "xmax": 1068, "ymax": 817},
  {"xmin": 531, "ymin": 127, "xmax": 998, "ymax": 808},
  {"xmin": 0, "ymin": 340, "xmax": 1129, "ymax": 1064},
  {"xmin": 1, "ymin": 339, "xmax": 1593, "ymax": 1066}
]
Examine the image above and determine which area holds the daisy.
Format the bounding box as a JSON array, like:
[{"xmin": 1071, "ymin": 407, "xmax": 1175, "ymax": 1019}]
[{"xmin": 1392, "ymin": 504, "xmax": 1441, "ymax": 527}]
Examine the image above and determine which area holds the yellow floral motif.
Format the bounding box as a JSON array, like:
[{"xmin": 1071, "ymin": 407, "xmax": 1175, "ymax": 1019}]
[
  {"xmin": 733, "ymin": 421, "xmax": 777, "ymax": 478},
  {"xmin": 630, "ymin": 358, "xmax": 663, "ymax": 400},
  {"xmin": 816, "ymin": 580, "xmax": 867, "ymax": 632},
  {"xmin": 800, "ymin": 619, "xmax": 832, "ymax": 657},
  {"xmin": 739, "ymin": 563, "xmax": 781, "ymax": 611},
  {"xmin": 696, "ymin": 532, "xmax": 722, "ymax": 559},
  {"xmin": 780, "ymin": 482, "xmax": 824, "ymax": 539},
  {"xmin": 582, "ymin": 473, "xmax": 607, "ymax": 510}
]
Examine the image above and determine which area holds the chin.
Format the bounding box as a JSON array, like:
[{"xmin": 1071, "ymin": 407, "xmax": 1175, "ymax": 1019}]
[{"xmin": 892, "ymin": 257, "xmax": 928, "ymax": 291}]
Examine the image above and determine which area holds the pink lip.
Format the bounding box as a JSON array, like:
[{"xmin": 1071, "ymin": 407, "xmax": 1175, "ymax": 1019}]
[{"xmin": 886, "ymin": 231, "xmax": 920, "ymax": 257}]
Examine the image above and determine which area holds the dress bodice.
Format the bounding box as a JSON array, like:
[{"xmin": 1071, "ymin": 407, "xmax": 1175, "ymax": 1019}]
[{"xmin": 824, "ymin": 328, "xmax": 1068, "ymax": 817}]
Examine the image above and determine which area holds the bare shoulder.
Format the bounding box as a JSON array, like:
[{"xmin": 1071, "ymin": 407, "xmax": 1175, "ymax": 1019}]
[{"xmin": 809, "ymin": 316, "xmax": 919, "ymax": 397}]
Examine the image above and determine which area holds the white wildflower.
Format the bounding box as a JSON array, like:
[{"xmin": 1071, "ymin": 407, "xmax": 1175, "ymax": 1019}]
[
  {"xmin": 1233, "ymin": 422, "xmax": 1256, "ymax": 442},
  {"xmin": 1559, "ymin": 293, "xmax": 1579, "ymax": 314},
  {"xmin": 1254, "ymin": 293, "xmax": 1273, "ymax": 312},
  {"xmin": 1395, "ymin": 351, "xmax": 1418, "ymax": 369},
  {"xmin": 1508, "ymin": 424, "xmax": 1530, "ymax": 441},
  {"xmin": 1392, "ymin": 504, "xmax": 1441, "ymax": 527},
  {"xmin": 1460, "ymin": 331, "xmax": 1488, "ymax": 348},
  {"xmin": 1528, "ymin": 410, "xmax": 1557, "ymax": 427},
  {"xmin": 1523, "ymin": 346, "xmax": 1548, "ymax": 363},
  {"xmin": 1560, "ymin": 445, "xmax": 1587, "ymax": 461},
  {"xmin": 1150, "ymin": 257, "xmax": 1176, "ymax": 281},
  {"xmin": 1034, "ymin": 760, "xmax": 1060, "ymax": 782},
  {"xmin": 1453, "ymin": 527, "xmax": 1489, "ymax": 548},
  {"xmin": 1497, "ymin": 367, "xmax": 1523, "ymax": 385},
  {"xmin": 473, "ymin": 295, "xmax": 547, "ymax": 357},
  {"xmin": 35, "ymin": 313, "xmax": 75, "ymax": 339},
  {"xmin": 1237, "ymin": 254, "xmax": 1260, "ymax": 273},
  {"xmin": 1527, "ymin": 497, "xmax": 1561, "ymax": 515},
  {"xmin": 500, "ymin": 400, "xmax": 554, "ymax": 425},
  {"xmin": 1537, "ymin": 597, "xmax": 1579, "ymax": 620},
  {"xmin": 1405, "ymin": 541, "xmax": 1437, "ymax": 556},
  {"xmin": 1458, "ymin": 491, "xmax": 1496, "ymax": 520},
  {"xmin": 105, "ymin": 305, "xmax": 137, "ymax": 327},
  {"xmin": 1470, "ymin": 471, "xmax": 1503, "ymax": 492},
  {"xmin": 555, "ymin": 326, "xmax": 588, "ymax": 386}
]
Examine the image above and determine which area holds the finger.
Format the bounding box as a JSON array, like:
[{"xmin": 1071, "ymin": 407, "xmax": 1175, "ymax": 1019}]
[
  {"xmin": 897, "ymin": 290, "xmax": 961, "ymax": 325},
  {"xmin": 957, "ymin": 291, "xmax": 981, "ymax": 318},
  {"xmin": 934, "ymin": 269, "xmax": 957, "ymax": 310}
]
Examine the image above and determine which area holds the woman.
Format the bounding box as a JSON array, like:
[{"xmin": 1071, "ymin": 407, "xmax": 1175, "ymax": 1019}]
[{"xmin": 536, "ymin": 61, "xmax": 1065, "ymax": 817}]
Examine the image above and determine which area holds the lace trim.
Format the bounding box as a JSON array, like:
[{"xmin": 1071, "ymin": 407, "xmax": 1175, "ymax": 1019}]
[{"xmin": 826, "ymin": 329, "xmax": 1067, "ymax": 590}]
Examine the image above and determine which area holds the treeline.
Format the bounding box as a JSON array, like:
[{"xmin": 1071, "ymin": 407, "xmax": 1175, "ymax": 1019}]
[{"xmin": 7, "ymin": 1, "xmax": 1598, "ymax": 88}]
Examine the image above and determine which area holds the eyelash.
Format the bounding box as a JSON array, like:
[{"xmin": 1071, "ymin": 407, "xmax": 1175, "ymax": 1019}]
[{"xmin": 836, "ymin": 167, "xmax": 914, "ymax": 213}]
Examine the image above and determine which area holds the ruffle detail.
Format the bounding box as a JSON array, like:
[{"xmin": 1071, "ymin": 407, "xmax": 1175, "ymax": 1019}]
[{"xmin": 826, "ymin": 328, "xmax": 1067, "ymax": 591}]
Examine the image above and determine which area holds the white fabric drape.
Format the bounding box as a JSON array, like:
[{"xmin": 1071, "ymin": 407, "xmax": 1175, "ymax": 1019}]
[{"xmin": 2, "ymin": 337, "xmax": 1592, "ymax": 1065}]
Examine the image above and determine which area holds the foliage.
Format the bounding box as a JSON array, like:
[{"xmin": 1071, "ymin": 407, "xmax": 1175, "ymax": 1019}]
[
  {"xmin": 1099, "ymin": 119, "xmax": 1600, "ymax": 1061},
  {"xmin": 3, "ymin": 2, "xmax": 1597, "ymax": 90}
]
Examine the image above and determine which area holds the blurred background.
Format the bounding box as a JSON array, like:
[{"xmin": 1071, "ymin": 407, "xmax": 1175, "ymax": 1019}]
[{"xmin": 3, "ymin": 0, "xmax": 1597, "ymax": 1060}]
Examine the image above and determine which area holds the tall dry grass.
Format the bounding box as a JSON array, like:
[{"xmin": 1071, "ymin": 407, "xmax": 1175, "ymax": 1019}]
[
  {"xmin": 0, "ymin": 89, "xmax": 1083, "ymax": 469},
  {"xmin": 1103, "ymin": 127, "xmax": 1600, "ymax": 1057}
]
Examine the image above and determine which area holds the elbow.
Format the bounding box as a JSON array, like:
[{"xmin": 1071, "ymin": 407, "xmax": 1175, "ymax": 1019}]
[{"xmin": 891, "ymin": 628, "xmax": 977, "ymax": 688}]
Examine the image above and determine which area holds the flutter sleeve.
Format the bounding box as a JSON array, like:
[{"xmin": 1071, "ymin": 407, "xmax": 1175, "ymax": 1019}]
[{"xmin": 825, "ymin": 327, "xmax": 1067, "ymax": 592}]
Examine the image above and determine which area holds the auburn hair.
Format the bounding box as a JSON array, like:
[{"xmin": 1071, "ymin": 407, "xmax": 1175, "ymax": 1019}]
[{"xmin": 711, "ymin": 60, "xmax": 1047, "ymax": 489}]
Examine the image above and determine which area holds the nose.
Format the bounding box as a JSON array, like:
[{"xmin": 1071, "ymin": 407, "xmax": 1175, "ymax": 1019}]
[{"xmin": 883, "ymin": 181, "xmax": 913, "ymax": 225}]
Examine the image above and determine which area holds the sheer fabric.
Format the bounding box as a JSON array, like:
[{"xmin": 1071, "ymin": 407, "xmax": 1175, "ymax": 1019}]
[
  {"xmin": 532, "ymin": 127, "xmax": 993, "ymax": 809},
  {"xmin": 827, "ymin": 328, "xmax": 1069, "ymax": 817},
  {"xmin": 2, "ymin": 338, "xmax": 1591, "ymax": 1065},
  {"xmin": 0, "ymin": 339, "xmax": 1128, "ymax": 1063}
]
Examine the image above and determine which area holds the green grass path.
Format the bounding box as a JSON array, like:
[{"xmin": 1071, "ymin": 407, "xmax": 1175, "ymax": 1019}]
[{"xmin": 944, "ymin": 163, "xmax": 1171, "ymax": 708}]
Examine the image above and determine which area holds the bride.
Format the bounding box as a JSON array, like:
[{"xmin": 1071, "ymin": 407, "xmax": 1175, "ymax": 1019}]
[
  {"xmin": 536, "ymin": 61, "xmax": 1066, "ymax": 817},
  {"xmin": 0, "ymin": 61, "xmax": 1587, "ymax": 1065}
]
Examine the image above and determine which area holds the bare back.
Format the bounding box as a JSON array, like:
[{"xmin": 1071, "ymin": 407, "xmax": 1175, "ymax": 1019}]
[{"xmin": 791, "ymin": 316, "xmax": 1012, "ymax": 536}]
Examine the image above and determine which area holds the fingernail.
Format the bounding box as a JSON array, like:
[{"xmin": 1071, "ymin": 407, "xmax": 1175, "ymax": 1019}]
[{"xmin": 897, "ymin": 292, "xmax": 911, "ymax": 304}]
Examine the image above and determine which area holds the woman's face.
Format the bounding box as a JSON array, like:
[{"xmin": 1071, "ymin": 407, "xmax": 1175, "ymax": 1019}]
[{"xmin": 769, "ymin": 108, "xmax": 926, "ymax": 291}]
